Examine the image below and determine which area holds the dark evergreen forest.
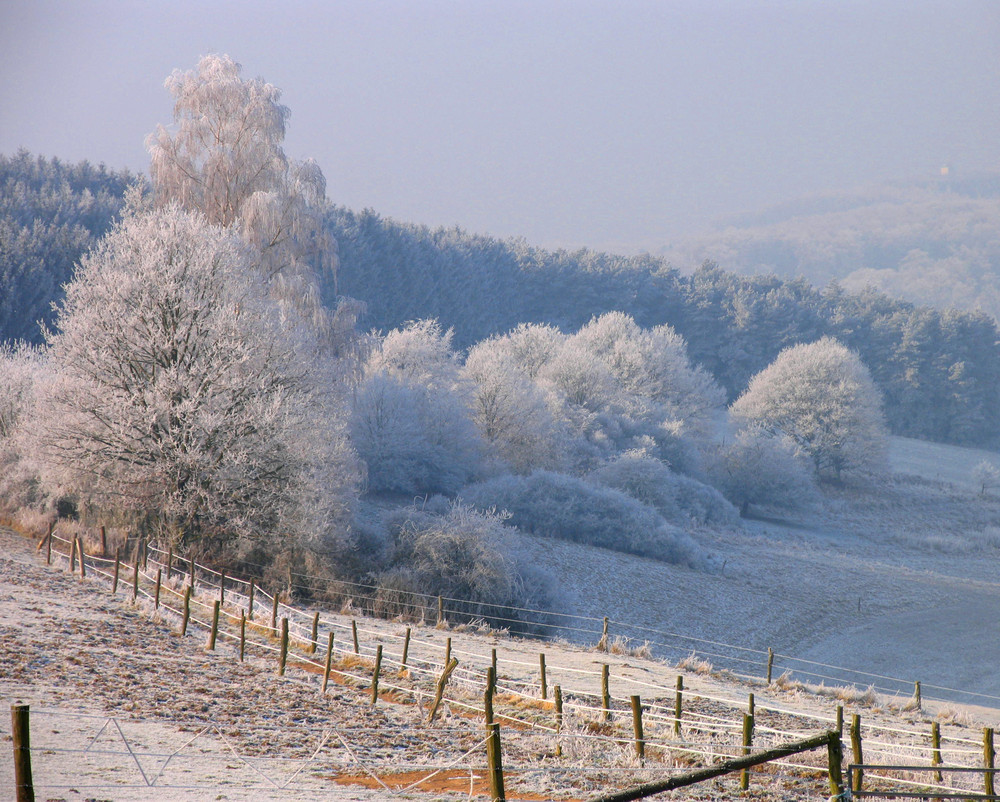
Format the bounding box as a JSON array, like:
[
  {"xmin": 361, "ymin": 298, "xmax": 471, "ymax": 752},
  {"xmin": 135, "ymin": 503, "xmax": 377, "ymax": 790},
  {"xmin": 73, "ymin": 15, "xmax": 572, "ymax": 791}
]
[{"xmin": 3, "ymin": 153, "xmax": 998, "ymax": 447}]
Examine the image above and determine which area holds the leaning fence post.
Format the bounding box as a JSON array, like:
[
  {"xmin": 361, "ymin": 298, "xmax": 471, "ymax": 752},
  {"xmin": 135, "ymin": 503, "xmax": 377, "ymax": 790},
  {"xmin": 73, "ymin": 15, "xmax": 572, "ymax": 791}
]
[
  {"xmin": 486, "ymin": 722, "xmax": 506, "ymax": 802},
  {"xmin": 278, "ymin": 617, "xmax": 289, "ymax": 676},
  {"xmin": 850, "ymin": 713, "xmax": 863, "ymax": 793},
  {"xmin": 985, "ymin": 727, "xmax": 995, "ymax": 797},
  {"xmin": 601, "ymin": 664, "xmax": 611, "ymax": 721},
  {"xmin": 827, "ymin": 730, "xmax": 844, "ymax": 801},
  {"xmin": 207, "ymin": 600, "xmax": 220, "ymax": 650},
  {"xmin": 931, "ymin": 721, "xmax": 942, "ymax": 783},
  {"xmin": 181, "ymin": 585, "xmax": 192, "ymax": 636},
  {"xmin": 371, "ymin": 644, "xmax": 383, "ymax": 705},
  {"xmin": 674, "ymin": 675, "xmax": 683, "ymax": 736},
  {"xmin": 77, "ymin": 536, "xmax": 86, "ymax": 578},
  {"xmin": 428, "ymin": 657, "xmax": 459, "ymax": 723},
  {"xmin": 631, "ymin": 695, "xmax": 645, "ymax": 761},
  {"xmin": 11, "ymin": 704, "xmax": 33, "ymax": 802}
]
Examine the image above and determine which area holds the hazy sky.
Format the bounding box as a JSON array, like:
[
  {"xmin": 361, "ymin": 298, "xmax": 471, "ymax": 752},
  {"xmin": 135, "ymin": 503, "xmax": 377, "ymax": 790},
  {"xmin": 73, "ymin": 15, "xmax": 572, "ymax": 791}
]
[{"xmin": 1, "ymin": 0, "xmax": 998, "ymax": 253}]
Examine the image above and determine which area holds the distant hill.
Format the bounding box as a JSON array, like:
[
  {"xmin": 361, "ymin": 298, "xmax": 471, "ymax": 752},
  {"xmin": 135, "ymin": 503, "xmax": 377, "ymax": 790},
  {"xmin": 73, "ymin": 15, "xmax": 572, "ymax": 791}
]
[{"xmin": 663, "ymin": 174, "xmax": 1000, "ymax": 321}]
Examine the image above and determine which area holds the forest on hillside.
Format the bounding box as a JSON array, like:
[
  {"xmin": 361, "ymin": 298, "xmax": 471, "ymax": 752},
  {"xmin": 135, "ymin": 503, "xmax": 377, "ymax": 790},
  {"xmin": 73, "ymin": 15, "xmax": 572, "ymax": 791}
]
[{"xmin": 3, "ymin": 152, "xmax": 1000, "ymax": 448}]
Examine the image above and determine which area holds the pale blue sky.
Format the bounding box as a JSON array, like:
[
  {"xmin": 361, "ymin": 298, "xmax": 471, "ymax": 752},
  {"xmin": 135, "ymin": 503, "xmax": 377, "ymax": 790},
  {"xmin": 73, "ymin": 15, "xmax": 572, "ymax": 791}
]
[{"xmin": 1, "ymin": 0, "xmax": 998, "ymax": 252}]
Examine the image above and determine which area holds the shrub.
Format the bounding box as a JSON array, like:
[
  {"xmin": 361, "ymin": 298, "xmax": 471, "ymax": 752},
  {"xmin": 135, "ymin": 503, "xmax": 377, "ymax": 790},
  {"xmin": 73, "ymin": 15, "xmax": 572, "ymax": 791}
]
[{"xmin": 461, "ymin": 470, "xmax": 703, "ymax": 566}]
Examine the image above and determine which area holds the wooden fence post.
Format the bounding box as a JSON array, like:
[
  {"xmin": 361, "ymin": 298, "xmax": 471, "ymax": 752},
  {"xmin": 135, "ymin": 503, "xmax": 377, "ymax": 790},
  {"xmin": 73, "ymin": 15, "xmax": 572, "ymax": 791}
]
[
  {"xmin": 555, "ymin": 685, "xmax": 563, "ymax": 757},
  {"xmin": 428, "ymin": 658, "xmax": 459, "ymax": 723},
  {"xmin": 674, "ymin": 675, "xmax": 683, "ymax": 736},
  {"xmin": 836, "ymin": 704, "xmax": 844, "ymax": 736},
  {"xmin": 181, "ymin": 586, "xmax": 192, "ymax": 636},
  {"xmin": 437, "ymin": 595, "xmax": 444, "ymax": 625},
  {"xmin": 189, "ymin": 556, "xmax": 195, "ymax": 591},
  {"xmin": 69, "ymin": 535, "xmax": 77, "ymax": 574},
  {"xmin": 491, "ymin": 648, "xmax": 497, "ymax": 686},
  {"xmin": 278, "ymin": 617, "xmax": 289, "ymax": 676},
  {"xmin": 631, "ymin": 695, "xmax": 645, "ymax": 761},
  {"xmin": 322, "ymin": 632, "xmax": 334, "ymax": 693},
  {"xmin": 131, "ymin": 556, "xmax": 139, "ymax": 601},
  {"xmin": 45, "ymin": 523, "xmax": 52, "ymax": 565},
  {"xmin": 748, "ymin": 693, "xmax": 755, "ymax": 718},
  {"xmin": 11, "ymin": 704, "xmax": 33, "ymax": 802},
  {"xmin": 740, "ymin": 712, "xmax": 754, "ymax": 790},
  {"xmin": 539, "ymin": 653, "xmax": 548, "ymax": 700},
  {"xmin": 371, "ymin": 644, "xmax": 383, "ymax": 705},
  {"xmin": 914, "ymin": 680, "xmax": 922, "ymax": 711},
  {"xmin": 166, "ymin": 547, "xmax": 173, "ymax": 579},
  {"xmin": 445, "ymin": 637, "xmax": 452, "ymax": 666},
  {"xmin": 270, "ymin": 591, "xmax": 279, "ymax": 633},
  {"xmin": 931, "ymin": 721, "xmax": 942, "ymax": 783},
  {"xmin": 310, "ymin": 611, "xmax": 320, "ymax": 655},
  {"xmin": 767, "ymin": 647, "xmax": 774, "ymax": 684},
  {"xmin": 850, "ymin": 713, "xmax": 863, "ymax": 794},
  {"xmin": 486, "ymin": 722, "xmax": 505, "ymax": 802},
  {"xmin": 247, "ymin": 579, "xmax": 255, "ymax": 620},
  {"xmin": 402, "ymin": 627, "xmax": 411, "ymax": 668},
  {"xmin": 240, "ymin": 611, "xmax": 246, "ymax": 662},
  {"xmin": 485, "ymin": 666, "xmax": 495, "ymax": 725},
  {"xmin": 77, "ymin": 536, "xmax": 86, "ymax": 578},
  {"xmin": 154, "ymin": 568, "xmax": 162, "ymax": 609},
  {"xmin": 985, "ymin": 727, "xmax": 995, "ymax": 797},
  {"xmin": 207, "ymin": 600, "xmax": 220, "ymax": 650},
  {"xmin": 352, "ymin": 620, "xmax": 360, "ymax": 654},
  {"xmin": 601, "ymin": 616, "xmax": 609, "ymax": 650},
  {"xmin": 827, "ymin": 731, "xmax": 845, "ymax": 800},
  {"xmin": 219, "ymin": 570, "xmax": 226, "ymax": 605},
  {"xmin": 601, "ymin": 664, "xmax": 611, "ymax": 721},
  {"xmin": 99, "ymin": 525, "xmax": 107, "ymax": 557}
]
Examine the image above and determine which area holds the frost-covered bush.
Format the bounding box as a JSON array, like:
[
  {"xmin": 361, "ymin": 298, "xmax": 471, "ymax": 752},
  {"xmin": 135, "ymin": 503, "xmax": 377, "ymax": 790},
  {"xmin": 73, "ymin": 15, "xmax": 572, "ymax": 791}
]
[
  {"xmin": 731, "ymin": 337, "xmax": 887, "ymax": 480},
  {"xmin": 464, "ymin": 338, "xmax": 567, "ymax": 473},
  {"xmin": 589, "ymin": 454, "xmax": 740, "ymax": 527},
  {"xmin": 461, "ymin": 470, "xmax": 702, "ymax": 566},
  {"xmin": 705, "ymin": 426, "xmax": 817, "ymax": 516},
  {"xmin": 352, "ymin": 320, "xmax": 484, "ymax": 495},
  {"xmin": 972, "ymin": 460, "xmax": 1000, "ymax": 495},
  {"xmin": 375, "ymin": 502, "xmax": 552, "ymax": 616}
]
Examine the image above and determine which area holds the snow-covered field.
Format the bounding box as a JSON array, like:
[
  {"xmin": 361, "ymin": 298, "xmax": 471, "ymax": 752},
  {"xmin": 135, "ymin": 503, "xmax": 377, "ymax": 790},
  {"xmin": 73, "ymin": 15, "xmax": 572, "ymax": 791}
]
[{"xmin": 5, "ymin": 435, "xmax": 1000, "ymax": 800}]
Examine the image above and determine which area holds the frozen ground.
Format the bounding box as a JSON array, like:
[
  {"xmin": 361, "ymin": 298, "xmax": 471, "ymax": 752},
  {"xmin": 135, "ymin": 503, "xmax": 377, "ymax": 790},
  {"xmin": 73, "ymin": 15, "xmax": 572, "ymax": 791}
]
[{"xmin": 4, "ymin": 435, "xmax": 1000, "ymax": 800}]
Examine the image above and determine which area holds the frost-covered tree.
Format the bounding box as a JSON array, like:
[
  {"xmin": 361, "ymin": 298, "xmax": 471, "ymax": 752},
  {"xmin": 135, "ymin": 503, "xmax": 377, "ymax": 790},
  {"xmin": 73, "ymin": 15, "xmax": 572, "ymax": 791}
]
[
  {"xmin": 351, "ymin": 320, "xmax": 483, "ymax": 495},
  {"xmin": 972, "ymin": 460, "xmax": 1000, "ymax": 495},
  {"xmin": 146, "ymin": 54, "xmax": 337, "ymax": 323},
  {"xmin": 730, "ymin": 337, "xmax": 887, "ymax": 480},
  {"xmin": 30, "ymin": 201, "xmax": 358, "ymax": 553},
  {"xmin": 464, "ymin": 339, "xmax": 566, "ymax": 473},
  {"xmin": 706, "ymin": 426, "xmax": 816, "ymax": 515}
]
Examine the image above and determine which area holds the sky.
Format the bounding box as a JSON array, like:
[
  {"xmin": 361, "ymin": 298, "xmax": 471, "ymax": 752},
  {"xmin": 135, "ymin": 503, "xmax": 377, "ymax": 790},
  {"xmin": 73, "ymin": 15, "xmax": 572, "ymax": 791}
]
[{"xmin": 1, "ymin": 0, "xmax": 998, "ymax": 253}]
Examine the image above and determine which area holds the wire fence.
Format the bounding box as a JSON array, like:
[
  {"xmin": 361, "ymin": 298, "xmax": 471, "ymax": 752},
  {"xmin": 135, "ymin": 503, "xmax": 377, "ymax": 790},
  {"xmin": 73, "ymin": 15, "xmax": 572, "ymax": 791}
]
[{"xmin": 21, "ymin": 528, "xmax": 1000, "ymax": 799}]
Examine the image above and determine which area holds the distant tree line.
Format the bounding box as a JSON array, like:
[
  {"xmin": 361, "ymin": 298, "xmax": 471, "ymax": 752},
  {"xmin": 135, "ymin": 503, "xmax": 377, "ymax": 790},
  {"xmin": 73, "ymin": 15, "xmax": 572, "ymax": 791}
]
[
  {"xmin": 2, "ymin": 155, "xmax": 998, "ymax": 447},
  {"xmin": 330, "ymin": 208, "xmax": 1000, "ymax": 446}
]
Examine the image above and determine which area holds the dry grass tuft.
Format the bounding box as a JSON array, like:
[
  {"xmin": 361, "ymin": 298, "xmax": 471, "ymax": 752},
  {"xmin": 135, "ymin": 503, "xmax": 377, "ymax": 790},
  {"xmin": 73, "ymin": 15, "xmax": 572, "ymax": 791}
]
[{"xmin": 677, "ymin": 652, "xmax": 713, "ymax": 675}]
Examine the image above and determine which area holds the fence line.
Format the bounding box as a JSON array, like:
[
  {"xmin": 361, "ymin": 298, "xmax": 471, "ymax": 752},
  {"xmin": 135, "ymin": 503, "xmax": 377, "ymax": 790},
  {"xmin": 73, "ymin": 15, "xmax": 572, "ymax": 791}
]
[{"xmin": 32, "ymin": 529, "xmax": 1000, "ymax": 799}]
